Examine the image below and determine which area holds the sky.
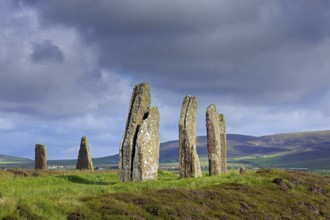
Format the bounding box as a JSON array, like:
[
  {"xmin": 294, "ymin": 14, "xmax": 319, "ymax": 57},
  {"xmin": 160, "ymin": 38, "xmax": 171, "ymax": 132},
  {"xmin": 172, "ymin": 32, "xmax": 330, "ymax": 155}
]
[{"xmin": 1, "ymin": 0, "xmax": 330, "ymax": 159}]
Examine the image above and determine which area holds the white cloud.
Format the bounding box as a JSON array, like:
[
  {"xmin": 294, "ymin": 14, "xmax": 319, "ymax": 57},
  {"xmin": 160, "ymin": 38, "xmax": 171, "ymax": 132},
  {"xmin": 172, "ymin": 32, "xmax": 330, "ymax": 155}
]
[
  {"xmin": 1, "ymin": 0, "xmax": 330, "ymax": 159},
  {"xmin": 0, "ymin": 118, "xmax": 15, "ymax": 130}
]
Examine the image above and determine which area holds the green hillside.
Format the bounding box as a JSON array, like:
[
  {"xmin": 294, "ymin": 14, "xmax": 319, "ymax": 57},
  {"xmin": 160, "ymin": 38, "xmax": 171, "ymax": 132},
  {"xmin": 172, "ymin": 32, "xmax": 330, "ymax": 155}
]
[
  {"xmin": 0, "ymin": 155, "xmax": 33, "ymax": 168},
  {"xmin": 2, "ymin": 130, "xmax": 330, "ymax": 170},
  {"xmin": 0, "ymin": 169, "xmax": 329, "ymax": 219},
  {"xmin": 47, "ymin": 154, "xmax": 119, "ymax": 167},
  {"xmin": 159, "ymin": 131, "xmax": 330, "ymax": 170}
]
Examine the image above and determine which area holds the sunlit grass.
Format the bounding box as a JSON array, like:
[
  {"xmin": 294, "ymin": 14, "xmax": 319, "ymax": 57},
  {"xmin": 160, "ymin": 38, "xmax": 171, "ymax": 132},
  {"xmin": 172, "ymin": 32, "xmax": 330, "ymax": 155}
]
[{"xmin": 0, "ymin": 168, "xmax": 329, "ymax": 219}]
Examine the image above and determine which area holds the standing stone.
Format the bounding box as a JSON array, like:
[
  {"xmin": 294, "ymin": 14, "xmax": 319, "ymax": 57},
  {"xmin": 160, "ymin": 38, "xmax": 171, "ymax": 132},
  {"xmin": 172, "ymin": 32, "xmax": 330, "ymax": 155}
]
[
  {"xmin": 76, "ymin": 136, "xmax": 94, "ymax": 171},
  {"xmin": 219, "ymin": 113, "xmax": 227, "ymax": 174},
  {"xmin": 206, "ymin": 104, "xmax": 221, "ymax": 176},
  {"xmin": 35, "ymin": 144, "xmax": 47, "ymax": 170},
  {"xmin": 179, "ymin": 96, "xmax": 202, "ymax": 178},
  {"xmin": 119, "ymin": 82, "xmax": 156, "ymax": 182},
  {"xmin": 132, "ymin": 107, "xmax": 160, "ymax": 181}
]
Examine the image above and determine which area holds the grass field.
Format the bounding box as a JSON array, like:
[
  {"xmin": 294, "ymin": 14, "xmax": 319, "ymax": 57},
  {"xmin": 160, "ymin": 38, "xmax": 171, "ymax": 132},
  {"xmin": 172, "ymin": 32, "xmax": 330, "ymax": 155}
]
[
  {"xmin": 228, "ymin": 152, "xmax": 289, "ymax": 167},
  {"xmin": 0, "ymin": 169, "xmax": 329, "ymax": 219}
]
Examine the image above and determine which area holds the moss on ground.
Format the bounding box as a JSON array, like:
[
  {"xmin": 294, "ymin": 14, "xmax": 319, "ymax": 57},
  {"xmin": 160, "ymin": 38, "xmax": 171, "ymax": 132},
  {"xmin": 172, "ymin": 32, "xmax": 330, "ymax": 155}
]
[
  {"xmin": 69, "ymin": 169, "xmax": 330, "ymax": 220},
  {"xmin": 0, "ymin": 169, "xmax": 330, "ymax": 219}
]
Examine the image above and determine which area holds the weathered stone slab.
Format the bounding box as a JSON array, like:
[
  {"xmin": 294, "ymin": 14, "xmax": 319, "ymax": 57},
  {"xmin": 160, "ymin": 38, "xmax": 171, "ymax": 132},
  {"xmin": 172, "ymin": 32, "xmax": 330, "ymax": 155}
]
[
  {"xmin": 119, "ymin": 82, "xmax": 151, "ymax": 182},
  {"xmin": 133, "ymin": 107, "xmax": 160, "ymax": 181},
  {"xmin": 179, "ymin": 96, "xmax": 202, "ymax": 178},
  {"xmin": 206, "ymin": 104, "xmax": 221, "ymax": 176},
  {"xmin": 219, "ymin": 113, "xmax": 227, "ymax": 174},
  {"xmin": 76, "ymin": 136, "xmax": 94, "ymax": 170},
  {"xmin": 35, "ymin": 144, "xmax": 47, "ymax": 170}
]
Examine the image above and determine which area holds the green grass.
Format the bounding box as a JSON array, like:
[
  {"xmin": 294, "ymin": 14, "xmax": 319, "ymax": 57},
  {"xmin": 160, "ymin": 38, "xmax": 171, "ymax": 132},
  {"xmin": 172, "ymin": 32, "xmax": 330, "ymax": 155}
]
[
  {"xmin": 0, "ymin": 169, "xmax": 329, "ymax": 219},
  {"xmin": 0, "ymin": 161, "xmax": 30, "ymax": 165},
  {"xmin": 229, "ymin": 152, "xmax": 290, "ymax": 167},
  {"xmin": 0, "ymin": 158, "xmax": 32, "ymax": 165}
]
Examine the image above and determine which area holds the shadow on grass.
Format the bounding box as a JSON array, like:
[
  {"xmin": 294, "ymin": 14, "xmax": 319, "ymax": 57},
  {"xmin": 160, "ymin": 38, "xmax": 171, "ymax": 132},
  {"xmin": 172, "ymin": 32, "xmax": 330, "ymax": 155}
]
[{"xmin": 63, "ymin": 175, "xmax": 117, "ymax": 185}]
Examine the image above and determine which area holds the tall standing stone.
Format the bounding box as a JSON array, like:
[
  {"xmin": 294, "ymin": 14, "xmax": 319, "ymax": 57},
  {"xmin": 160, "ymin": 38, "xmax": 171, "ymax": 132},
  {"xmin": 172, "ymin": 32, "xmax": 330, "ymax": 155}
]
[
  {"xmin": 179, "ymin": 96, "xmax": 202, "ymax": 178},
  {"xmin": 35, "ymin": 144, "xmax": 47, "ymax": 170},
  {"xmin": 132, "ymin": 107, "xmax": 160, "ymax": 181},
  {"xmin": 219, "ymin": 113, "xmax": 227, "ymax": 174},
  {"xmin": 206, "ymin": 104, "xmax": 221, "ymax": 176},
  {"xmin": 76, "ymin": 136, "xmax": 94, "ymax": 171},
  {"xmin": 119, "ymin": 82, "xmax": 161, "ymax": 182}
]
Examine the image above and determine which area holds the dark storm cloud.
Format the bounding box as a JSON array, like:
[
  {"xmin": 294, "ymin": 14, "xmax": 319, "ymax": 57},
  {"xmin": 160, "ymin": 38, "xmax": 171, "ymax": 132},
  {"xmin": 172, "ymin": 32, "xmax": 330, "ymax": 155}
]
[
  {"xmin": 0, "ymin": 0, "xmax": 132, "ymax": 120},
  {"xmin": 31, "ymin": 40, "xmax": 64, "ymax": 63},
  {"xmin": 2, "ymin": 0, "xmax": 330, "ymax": 159},
  {"xmin": 22, "ymin": 0, "xmax": 330, "ymax": 109}
]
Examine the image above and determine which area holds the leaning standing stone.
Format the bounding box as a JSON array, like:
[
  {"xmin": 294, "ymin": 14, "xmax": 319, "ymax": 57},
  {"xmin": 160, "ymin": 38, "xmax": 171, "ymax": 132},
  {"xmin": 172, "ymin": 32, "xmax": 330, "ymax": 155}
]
[
  {"xmin": 119, "ymin": 82, "xmax": 151, "ymax": 182},
  {"xmin": 179, "ymin": 96, "xmax": 202, "ymax": 178},
  {"xmin": 132, "ymin": 107, "xmax": 160, "ymax": 181},
  {"xmin": 206, "ymin": 104, "xmax": 221, "ymax": 176},
  {"xmin": 35, "ymin": 144, "xmax": 47, "ymax": 170},
  {"xmin": 219, "ymin": 114, "xmax": 227, "ymax": 174},
  {"xmin": 76, "ymin": 136, "xmax": 94, "ymax": 171}
]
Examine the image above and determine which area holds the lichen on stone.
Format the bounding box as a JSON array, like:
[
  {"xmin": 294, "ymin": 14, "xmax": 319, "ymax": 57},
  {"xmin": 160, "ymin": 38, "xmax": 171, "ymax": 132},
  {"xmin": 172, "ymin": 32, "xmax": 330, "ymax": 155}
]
[
  {"xmin": 35, "ymin": 144, "xmax": 47, "ymax": 170},
  {"xmin": 119, "ymin": 83, "xmax": 160, "ymax": 182},
  {"xmin": 179, "ymin": 96, "xmax": 202, "ymax": 178}
]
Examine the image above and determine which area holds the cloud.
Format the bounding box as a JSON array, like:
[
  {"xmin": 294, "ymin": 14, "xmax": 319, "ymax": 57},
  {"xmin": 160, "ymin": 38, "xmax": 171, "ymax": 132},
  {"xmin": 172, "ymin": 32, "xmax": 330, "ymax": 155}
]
[
  {"xmin": 0, "ymin": 118, "xmax": 15, "ymax": 130},
  {"xmin": 21, "ymin": 0, "xmax": 330, "ymax": 107},
  {"xmin": 31, "ymin": 39, "xmax": 64, "ymax": 63},
  {"xmin": 0, "ymin": 2, "xmax": 132, "ymax": 119},
  {"xmin": 1, "ymin": 0, "xmax": 330, "ymax": 159}
]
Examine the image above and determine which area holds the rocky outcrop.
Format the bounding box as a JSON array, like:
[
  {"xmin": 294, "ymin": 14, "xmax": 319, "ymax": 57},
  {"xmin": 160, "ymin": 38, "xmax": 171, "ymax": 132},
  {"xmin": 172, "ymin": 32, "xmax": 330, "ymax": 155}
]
[
  {"xmin": 76, "ymin": 136, "xmax": 94, "ymax": 170},
  {"xmin": 179, "ymin": 96, "xmax": 202, "ymax": 178},
  {"xmin": 119, "ymin": 82, "xmax": 160, "ymax": 182},
  {"xmin": 35, "ymin": 144, "xmax": 47, "ymax": 170},
  {"xmin": 206, "ymin": 104, "xmax": 221, "ymax": 176},
  {"xmin": 219, "ymin": 113, "xmax": 227, "ymax": 174},
  {"xmin": 133, "ymin": 107, "xmax": 160, "ymax": 181}
]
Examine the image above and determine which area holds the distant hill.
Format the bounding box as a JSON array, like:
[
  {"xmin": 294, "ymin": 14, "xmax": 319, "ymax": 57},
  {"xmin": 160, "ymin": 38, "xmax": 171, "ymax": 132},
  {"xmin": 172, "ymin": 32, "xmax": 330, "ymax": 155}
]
[
  {"xmin": 158, "ymin": 130, "xmax": 330, "ymax": 169},
  {"xmin": 0, "ymin": 155, "xmax": 33, "ymax": 168},
  {"xmin": 2, "ymin": 130, "xmax": 330, "ymax": 169},
  {"xmin": 0, "ymin": 155, "xmax": 33, "ymax": 163},
  {"xmin": 86, "ymin": 130, "xmax": 330, "ymax": 169},
  {"xmin": 47, "ymin": 154, "xmax": 119, "ymax": 167}
]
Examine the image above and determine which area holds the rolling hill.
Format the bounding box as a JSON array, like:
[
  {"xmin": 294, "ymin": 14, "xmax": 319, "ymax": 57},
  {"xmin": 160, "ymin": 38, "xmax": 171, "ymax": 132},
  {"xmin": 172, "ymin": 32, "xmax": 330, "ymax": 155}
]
[
  {"xmin": 157, "ymin": 130, "xmax": 330, "ymax": 169},
  {"xmin": 0, "ymin": 155, "xmax": 33, "ymax": 168},
  {"xmin": 1, "ymin": 130, "xmax": 330, "ymax": 169}
]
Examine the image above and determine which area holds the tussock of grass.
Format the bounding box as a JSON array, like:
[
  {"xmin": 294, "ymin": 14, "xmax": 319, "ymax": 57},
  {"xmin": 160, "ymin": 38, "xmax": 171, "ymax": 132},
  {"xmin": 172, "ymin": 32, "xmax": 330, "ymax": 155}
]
[{"xmin": 0, "ymin": 169, "xmax": 329, "ymax": 219}]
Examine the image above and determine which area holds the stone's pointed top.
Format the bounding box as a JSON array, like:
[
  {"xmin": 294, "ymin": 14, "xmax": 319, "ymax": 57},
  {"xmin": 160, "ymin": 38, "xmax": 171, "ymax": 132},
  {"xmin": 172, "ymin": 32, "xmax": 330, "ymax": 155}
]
[
  {"xmin": 183, "ymin": 95, "xmax": 196, "ymax": 100},
  {"xmin": 180, "ymin": 96, "xmax": 197, "ymax": 127},
  {"xmin": 149, "ymin": 106, "xmax": 159, "ymax": 115},
  {"xmin": 81, "ymin": 136, "xmax": 88, "ymax": 146},
  {"xmin": 182, "ymin": 96, "xmax": 197, "ymax": 108},
  {"xmin": 35, "ymin": 144, "xmax": 46, "ymax": 150},
  {"xmin": 134, "ymin": 82, "xmax": 151, "ymax": 92},
  {"xmin": 138, "ymin": 82, "xmax": 149, "ymax": 86},
  {"xmin": 206, "ymin": 104, "xmax": 217, "ymax": 114},
  {"xmin": 219, "ymin": 113, "xmax": 225, "ymax": 121},
  {"xmin": 35, "ymin": 144, "xmax": 46, "ymax": 151}
]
